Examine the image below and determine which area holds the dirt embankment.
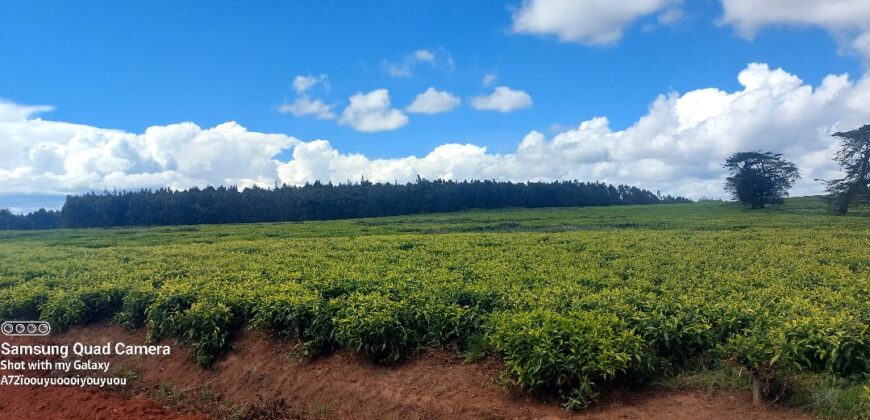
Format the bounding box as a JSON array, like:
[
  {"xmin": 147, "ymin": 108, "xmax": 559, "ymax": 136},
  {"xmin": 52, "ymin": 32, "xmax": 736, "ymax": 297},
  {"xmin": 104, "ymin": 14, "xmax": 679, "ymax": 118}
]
[
  {"xmin": 0, "ymin": 385, "xmax": 203, "ymax": 420},
  {"xmin": 0, "ymin": 323, "xmax": 812, "ymax": 419}
]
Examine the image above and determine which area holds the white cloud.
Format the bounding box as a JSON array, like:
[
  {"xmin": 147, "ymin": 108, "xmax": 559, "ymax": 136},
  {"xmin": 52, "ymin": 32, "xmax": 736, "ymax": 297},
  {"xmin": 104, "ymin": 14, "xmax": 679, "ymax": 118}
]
[
  {"xmin": 854, "ymin": 32, "xmax": 870, "ymax": 58},
  {"xmin": 383, "ymin": 48, "xmax": 454, "ymax": 77},
  {"xmin": 3, "ymin": 63, "xmax": 870, "ymax": 207},
  {"xmin": 293, "ymin": 74, "xmax": 328, "ymax": 94},
  {"xmin": 276, "ymin": 142, "xmax": 499, "ymax": 186},
  {"xmin": 657, "ymin": 8, "xmax": 683, "ymax": 26},
  {"xmin": 512, "ymin": 0, "xmax": 680, "ymax": 45},
  {"xmin": 283, "ymin": 74, "xmax": 333, "ymax": 119},
  {"xmin": 406, "ymin": 87, "xmax": 461, "ymax": 114},
  {"xmin": 0, "ymin": 99, "xmax": 54, "ymax": 121},
  {"xmin": 0, "ymin": 102, "xmax": 298, "ymax": 196},
  {"xmin": 338, "ymin": 89, "xmax": 409, "ymax": 132},
  {"xmin": 720, "ymin": 0, "xmax": 870, "ymax": 38},
  {"xmin": 413, "ymin": 49, "xmax": 436, "ymax": 63},
  {"xmin": 278, "ymin": 97, "xmax": 335, "ymax": 119},
  {"xmin": 471, "ymin": 86, "xmax": 533, "ymax": 112},
  {"xmin": 482, "ymin": 73, "xmax": 497, "ymax": 87},
  {"xmin": 281, "ymin": 64, "xmax": 870, "ymax": 198},
  {"xmin": 385, "ymin": 64, "xmax": 414, "ymax": 78},
  {"xmin": 719, "ymin": 0, "xmax": 870, "ymax": 58},
  {"xmin": 511, "ymin": 0, "xmax": 870, "ymax": 57}
]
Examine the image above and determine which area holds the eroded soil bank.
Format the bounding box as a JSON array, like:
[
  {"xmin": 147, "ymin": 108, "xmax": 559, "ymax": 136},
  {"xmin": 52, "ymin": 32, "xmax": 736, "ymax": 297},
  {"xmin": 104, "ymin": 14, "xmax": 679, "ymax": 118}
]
[{"xmin": 0, "ymin": 323, "xmax": 812, "ymax": 419}]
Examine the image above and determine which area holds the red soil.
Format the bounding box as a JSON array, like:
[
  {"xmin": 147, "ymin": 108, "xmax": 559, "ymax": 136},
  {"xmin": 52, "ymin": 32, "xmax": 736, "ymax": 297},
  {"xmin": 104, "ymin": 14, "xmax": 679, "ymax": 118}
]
[
  {"xmin": 0, "ymin": 385, "xmax": 203, "ymax": 420},
  {"xmin": 0, "ymin": 323, "xmax": 813, "ymax": 419}
]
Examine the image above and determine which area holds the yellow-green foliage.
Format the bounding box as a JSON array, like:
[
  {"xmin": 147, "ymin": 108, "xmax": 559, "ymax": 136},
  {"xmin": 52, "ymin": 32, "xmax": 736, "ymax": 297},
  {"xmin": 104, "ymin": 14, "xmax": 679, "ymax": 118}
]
[
  {"xmin": 0, "ymin": 198, "xmax": 867, "ymax": 407},
  {"xmin": 489, "ymin": 310, "xmax": 644, "ymax": 408}
]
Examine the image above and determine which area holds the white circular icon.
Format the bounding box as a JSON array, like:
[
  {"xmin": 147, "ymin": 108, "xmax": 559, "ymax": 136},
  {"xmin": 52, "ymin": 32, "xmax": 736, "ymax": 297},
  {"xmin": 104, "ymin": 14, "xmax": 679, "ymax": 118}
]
[{"xmin": 2, "ymin": 321, "xmax": 51, "ymax": 336}]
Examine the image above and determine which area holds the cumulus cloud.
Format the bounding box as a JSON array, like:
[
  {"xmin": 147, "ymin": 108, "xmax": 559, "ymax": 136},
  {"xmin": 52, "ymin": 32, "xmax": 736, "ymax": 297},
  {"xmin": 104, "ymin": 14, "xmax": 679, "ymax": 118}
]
[
  {"xmin": 338, "ymin": 89, "xmax": 409, "ymax": 132},
  {"xmin": 281, "ymin": 74, "xmax": 334, "ymax": 119},
  {"xmin": 512, "ymin": 0, "xmax": 680, "ymax": 45},
  {"xmin": 293, "ymin": 74, "xmax": 328, "ymax": 94},
  {"xmin": 383, "ymin": 48, "xmax": 454, "ymax": 77},
  {"xmin": 406, "ymin": 87, "xmax": 461, "ymax": 114},
  {"xmin": 719, "ymin": 0, "xmax": 870, "ymax": 58},
  {"xmin": 280, "ymin": 64, "xmax": 870, "ymax": 198},
  {"xmin": 0, "ymin": 100, "xmax": 297, "ymax": 197},
  {"xmin": 471, "ymin": 86, "xmax": 533, "ymax": 112},
  {"xmin": 277, "ymin": 142, "xmax": 500, "ymax": 186},
  {"xmin": 0, "ymin": 99, "xmax": 54, "ymax": 121},
  {"xmin": 2, "ymin": 63, "xmax": 870, "ymax": 208},
  {"xmin": 511, "ymin": 0, "xmax": 870, "ymax": 57},
  {"xmin": 278, "ymin": 97, "xmax": 335, "ymax": 119}
]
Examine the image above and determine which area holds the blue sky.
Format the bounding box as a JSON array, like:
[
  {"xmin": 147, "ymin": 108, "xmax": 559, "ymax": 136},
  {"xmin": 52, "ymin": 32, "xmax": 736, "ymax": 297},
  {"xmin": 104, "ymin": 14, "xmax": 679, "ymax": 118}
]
[{"xmin": 2, "ymin": 0, "xmax": 870, "ymax": 211}]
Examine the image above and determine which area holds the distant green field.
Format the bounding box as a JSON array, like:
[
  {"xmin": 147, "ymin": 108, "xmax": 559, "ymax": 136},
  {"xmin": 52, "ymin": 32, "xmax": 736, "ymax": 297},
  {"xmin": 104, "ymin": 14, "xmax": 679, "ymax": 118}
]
[{"xmin": 1, "ymin": 197, "xmax": 868, "ymax": 414}]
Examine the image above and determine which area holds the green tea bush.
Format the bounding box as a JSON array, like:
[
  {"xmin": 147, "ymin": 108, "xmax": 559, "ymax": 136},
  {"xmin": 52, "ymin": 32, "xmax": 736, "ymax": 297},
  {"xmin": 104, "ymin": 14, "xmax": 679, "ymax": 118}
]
[
  {"xmin": 1, "ymin": 201, "xmax": 867, "ymax": 414},
  {"xmin": 40, "ymin": 285, "xmax": 125, "ymax": 331},
  {"xmin": 113, "ymin": 287, "xmax": 157, "ymax": 330},
  {"xmin": 310, "ymin": 277, "xmax": 378, "ymax": 300},
  {"xmin": 704, "ymin": 295, "xmax": 760, "ymax": 342},
  {"xmin": 334, "ymin": 292, "xmax": 416, "ymax": 362},
  {"xmin": 408, "ymin": 300, "xmax": 477, "ymax": 347},
  {"xmin": 488, "ymin": 309, "xmax": 644, "ymax": 408},
  {"xmin": 146, "ymin": 282, "xmax": 198, "ymax": 342},
  {"xmin": 724, "ymin": 323, "xmax": 785, "ymax": 379},
  {"xmin": 725, "ymin": 310, "xmax": 869, "ymax": 380},
  {"xmin": 179, "ymin": 300, "xmax": 234, "ymax": 366},
  {"xmin": 778, "ymin": 311, "xmax": 869, "ymax": 377},
  {"xmin": 449, "ymin": 286, "xmax": 503, "ymax": 313},
  {"xmin": 251, "ymin": 283, "xmax": 336, "ymax": 355},
  {"xmin": 632, "ymin": 297, "xmax": 716, "ymax": 363},
  {"xmin": 0, "ymin": 284, "xmax": 50, "ymax": 320}
]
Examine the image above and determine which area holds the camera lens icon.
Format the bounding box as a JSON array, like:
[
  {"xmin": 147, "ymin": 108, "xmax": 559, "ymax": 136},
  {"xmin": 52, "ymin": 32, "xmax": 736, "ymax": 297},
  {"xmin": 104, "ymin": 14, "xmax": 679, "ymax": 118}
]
[{"xmin": 1, "ymin": 321, "xmax": 51, "ymax": 337}]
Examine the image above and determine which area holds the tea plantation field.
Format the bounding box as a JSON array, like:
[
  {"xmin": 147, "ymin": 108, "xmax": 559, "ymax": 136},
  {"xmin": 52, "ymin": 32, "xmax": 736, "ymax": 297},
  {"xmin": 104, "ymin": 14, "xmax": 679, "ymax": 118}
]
[{"xmin": 1, "ymin": 197, "xmax": 868, "ymax": 414}]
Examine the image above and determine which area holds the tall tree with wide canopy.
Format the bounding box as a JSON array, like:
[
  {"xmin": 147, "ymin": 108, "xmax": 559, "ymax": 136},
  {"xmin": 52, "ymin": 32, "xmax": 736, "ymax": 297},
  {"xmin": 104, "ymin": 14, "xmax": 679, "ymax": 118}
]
[
  {"xmin": 826, "ymin": 125, "xmax": 870, "ymax": 215},
  {"xmin": 724, "ymin": 151, "xmax": 800, "ymax": 209}
]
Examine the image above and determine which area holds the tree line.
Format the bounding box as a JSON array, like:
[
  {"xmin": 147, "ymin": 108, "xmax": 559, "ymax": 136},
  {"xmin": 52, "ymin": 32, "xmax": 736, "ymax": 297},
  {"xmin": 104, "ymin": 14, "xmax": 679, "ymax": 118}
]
[
  {"xmin": 0, "ymin": 208, "xmax": 62, "ymax": 230},
  {"xmin": 7, "ymin": 124, "xmax": 864, "ymax": 230},
  {"xmin": 1, "ymin": 179, "xmax": 689, "ymax": 230}
]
